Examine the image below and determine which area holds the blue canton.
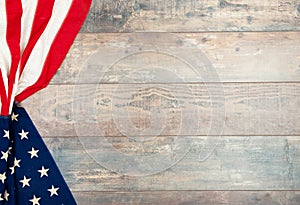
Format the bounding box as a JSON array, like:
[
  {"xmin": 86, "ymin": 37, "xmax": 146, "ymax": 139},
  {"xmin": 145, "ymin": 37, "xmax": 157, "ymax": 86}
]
[{"xmin": 0, "ymin": 105, "xmax": 76, "ymax": 205}]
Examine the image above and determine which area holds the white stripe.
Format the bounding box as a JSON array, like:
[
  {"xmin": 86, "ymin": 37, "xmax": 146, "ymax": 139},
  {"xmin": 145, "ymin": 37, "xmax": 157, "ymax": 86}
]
[
  {"xmin": 16, "ymin": 0, "xmax": 74, "ymax": 96},
  {"xmin": 0, "ymin": 1, "xmax": 11, "ymax": 96},
  {"xmin": 20, "ymin": 0, "xmax": 38, "ymax": 53},
  {"xmin": 9, "ymin": 0, "xmax": 38, "ymax": 112},
  {"xmin": 9, "ymin": 67, "xmax": 20, "ymax": 112}
]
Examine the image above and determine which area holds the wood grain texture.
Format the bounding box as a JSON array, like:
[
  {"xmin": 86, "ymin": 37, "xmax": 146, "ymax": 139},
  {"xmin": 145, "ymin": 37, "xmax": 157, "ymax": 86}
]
[
  {"xmin": 73, "ymin": 191, "xmax": 300, "ymax": 205},
  {"xmin": 22, "ymin": 83, "xmax": 300, "ymax": 137},
  {"xmin": 80, "ymin": 0, "xmax": 300, "ymax": 32},
  {"xmin": 53, "ymin": 32, "xmax": 300, "ymax": 84},
  {"xmin": 6, "ymin": 0, "xmax": 296, "ymax": 203},
  {"xmin": 44, "ymin": 136, "xmax": 300, "ymax": 191},
  {"xmin": 25, "ymin": 1, "xmax": 300, "ymax": 203}
]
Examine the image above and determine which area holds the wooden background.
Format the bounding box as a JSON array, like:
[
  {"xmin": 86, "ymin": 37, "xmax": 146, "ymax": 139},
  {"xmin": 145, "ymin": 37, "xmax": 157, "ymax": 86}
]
[{"xmin": 22, "ymin": 0, "xmax": 300, "ymax": 204}]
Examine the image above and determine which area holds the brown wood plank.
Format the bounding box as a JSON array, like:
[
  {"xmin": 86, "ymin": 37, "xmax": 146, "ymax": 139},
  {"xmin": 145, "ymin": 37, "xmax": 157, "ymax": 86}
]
[
  {"xmin": 22, "ymin": 83, "xmax": 300, "ymax": 137},
  {"xmin": 44, "ymin": 136, "xmax": 300, "ymax": 191},
  {"xmin": 73, "ymin": 191, "xmax": 300, "ymax": 205},
  {"xmin": 80, "ymin": 0, "xmax": 300, "ymax": 32},
  {"xmin": 53, "ymin": 32, "xmax": 300, "ymax": 84}
]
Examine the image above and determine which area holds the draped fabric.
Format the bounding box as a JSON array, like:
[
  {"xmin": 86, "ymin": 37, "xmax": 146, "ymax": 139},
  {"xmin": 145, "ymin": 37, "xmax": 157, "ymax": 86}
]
[
  {"xmin": 0, "ymin": 1, "xmax": 92, "ymax": 204},
  {"xmin": 0, "ymin": 0, "xmax": 91, "ymax": 116},
  {"xmin": 0, "ymin": 105, "xmax": 78, "ymax": 204}
]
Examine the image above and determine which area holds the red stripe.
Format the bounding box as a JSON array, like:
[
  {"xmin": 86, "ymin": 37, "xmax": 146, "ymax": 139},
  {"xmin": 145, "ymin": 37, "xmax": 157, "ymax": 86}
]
[
  {"xmin": 5, "ymin": 0, "xmax": 22, "ymax": 115},
  {"xmin": 19, "ymin": 0, "xmax": 55, "ymax": 76},
  {"xmin": 0, "ymin": 71, "xmax": 8, "ymax": 115},
  {"xmin": 16, "ymin": 0, "xmax": 92, "ymax": 102}
]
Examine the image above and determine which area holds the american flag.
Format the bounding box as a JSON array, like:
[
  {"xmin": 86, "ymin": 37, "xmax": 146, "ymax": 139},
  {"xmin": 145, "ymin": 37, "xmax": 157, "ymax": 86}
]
[{"xmin": 0, "ymin": 0, "xmax": 91, "ymax": 204}]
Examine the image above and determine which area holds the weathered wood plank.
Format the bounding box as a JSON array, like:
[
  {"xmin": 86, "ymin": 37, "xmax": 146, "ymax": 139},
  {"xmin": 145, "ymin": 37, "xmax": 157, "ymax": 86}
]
[
  {"xmin": 53, "ymin": 32, "xmax": 300, "ymax": 84},
  {"xmin": 73, "ymin": 191, "xmax": 300, "ymax": 205},
  {"xmin": 22, "ymin": 83, "xmax": 300, "ymax": 137},
  {"xmin": 80, "ymin": 0, "xmax": 300, "ymax": 32},
  {"xmin": 45, "ymin": 136, "xmax": 300, "ymax": 191}
]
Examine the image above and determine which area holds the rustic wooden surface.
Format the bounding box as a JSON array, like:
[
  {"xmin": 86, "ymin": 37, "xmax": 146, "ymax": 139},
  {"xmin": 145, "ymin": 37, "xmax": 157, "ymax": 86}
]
[
  {"xmin": 80, "ymin": 0, "xmax": 300, "ymax": 32},
  {"xmin": 22, "ymin": 0, "xmax": 300, "ymax": 204},
  {"xmin": 53, "ymin": 32, "xmax": 300, "ymax": 84},
  {"xmin": 73, "ymin": 191, "xmax": 300, "ymax": 205},
  {"xmin": 23, "ymin": 83, "xmax": 300, "ymax": 137},
  {"xmin": 43, "ymin": 136, "xmax": 300, "ymax": 191}
]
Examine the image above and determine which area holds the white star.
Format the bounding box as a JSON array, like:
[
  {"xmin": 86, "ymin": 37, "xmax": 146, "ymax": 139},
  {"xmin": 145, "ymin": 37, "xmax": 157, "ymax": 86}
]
[
  {"xmin": 14, "ymin": 157, "xmax": 21, "ymax": 167},
  {"xmin": 3, "ymin": 190, "xmax": 9, "ymax": 201},
  {"xmin": 19, "ymin": 129, "xmax": 29, "ymax": 140},
  {"xmin": 48, "ymin": 185, "xmax": 59, "ymax": 197},
  {"xmin": 3, "ymin": 130, "xmax": 9, "ymax": 139},
  {"xmin": 0, "ymin": 172, "xmax": 6, "ymax": 184},
  {"xmin": 11, "ymin": 112, "xmax": 18, "ymax": 121},
  {"xmin": 28, "ymin": 147, "xmax": 39, "ymax": 159},
  {"xmin": 38, "ymin": 166, "xmax": 49, "ymax": 178},
  {"xmin": 1, "ymin": 150, "xmax": 8, "ymax": 161},
  {"xmin": 0, "ymin": 193, "xmax": 3, "ymax": 201},
  {"xmin": 29, "ymin": 195, "xmax": 41, "ymax": 205},
  {"xmin": 9, "ymin": 158, "xmax": 21, "ymax": 174},
  {"xmin": 20, "ymin": 176, "xmax": 31, "ymax": 188}
]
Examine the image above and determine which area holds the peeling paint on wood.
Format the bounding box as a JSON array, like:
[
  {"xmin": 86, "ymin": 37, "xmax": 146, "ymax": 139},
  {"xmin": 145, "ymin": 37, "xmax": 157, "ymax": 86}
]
[
  {"xmin": 80, "ymin": 0, "xmax": 300, "ymax": 32},
  {"xmin": 73, "ymin": 191, "xmax": 300, "ymax": 205},
  {"xmin": 22, "ymin": 83, "xmax": 300, "ymax": 137},
  {"xmin": 26, "ymin": 0, "xmax": 300, "ymax": 203},
  {"xmin": 52, "ymin": 32, "xmax": 300, "ymax": 84},
  {"xmin": 43, "ymin": 136, "xmax": 300, "ymax": 191}
]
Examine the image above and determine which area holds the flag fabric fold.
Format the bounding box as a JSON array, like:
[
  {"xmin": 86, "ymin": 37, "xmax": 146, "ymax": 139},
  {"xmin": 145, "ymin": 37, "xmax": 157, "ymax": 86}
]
[
  {"xmin": 0, "ymin": 0, "xmax": 92, "ymax": 115},
  {"xmin": 0, "ymin": 0, "xmax": 92, "ymax": 204}
]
